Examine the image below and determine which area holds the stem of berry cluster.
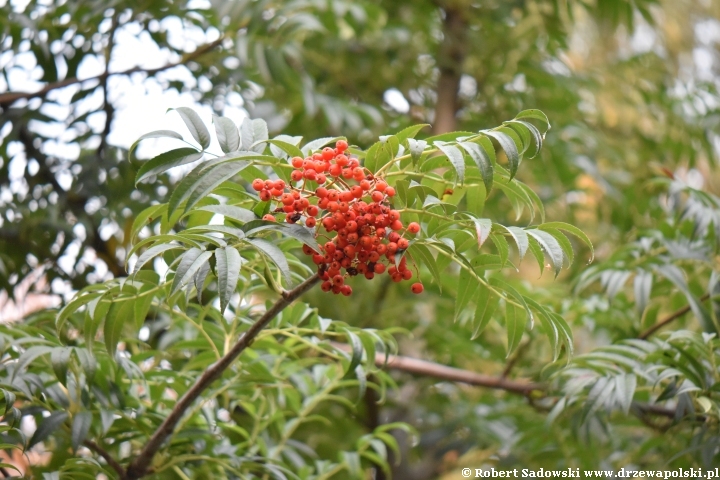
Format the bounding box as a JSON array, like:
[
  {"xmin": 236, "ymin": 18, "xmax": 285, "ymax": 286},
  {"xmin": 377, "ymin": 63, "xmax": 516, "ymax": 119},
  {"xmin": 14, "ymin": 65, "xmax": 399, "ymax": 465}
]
[{"xmin": 124, "ymin": 272, "xmax": 320, "ymax": 480}]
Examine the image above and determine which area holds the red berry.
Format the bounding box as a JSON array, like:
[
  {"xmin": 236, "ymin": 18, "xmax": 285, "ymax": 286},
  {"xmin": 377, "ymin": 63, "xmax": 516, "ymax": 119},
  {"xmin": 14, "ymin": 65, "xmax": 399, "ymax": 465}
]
[
  {"xmin": 397, "ymin": 238, "xmax": 409, "ymax": 250},
  {"xmin": 259, "ymin": 190, "xmax": 272, "ymax": 201},
  {"xmin": 390, "ymin": 220, "xmax": 403, "ymax": 231},
  {"xmin": 291, "ymin": 170, "xmax": 303, "ymax": 182},
  {"xmin": 262, "ymin": 214, "xmax": 276, "ymax": 222},
  {"xmin": 340, "ymin": 285, "xmax": 352, "ymax": 296},
  {"xmin": 336, "ymin": 140, "xmax": 349, "ymax": 151},
  {"xmin": 316, "ymin": 187, "xmax": 329, "ymax": 198},
  {"xmin": 407, "ymin": 222, "xmax": 420, "ymax": 234},
  {"xmin": 322, "ymin": 147, "xmax": 335, "ymax": 160},
  {"xmin": 385, "ymin": 187, "xmax": 396, "ymax": 197},
  {"xmin": 411, "ymin": 282, "xmax": 424, "ymax": 294},
  {"xmin": 371, "ymin": 191, "xmax": 384, "ymax": 203},
  {"xmin": 375, "ymin": 180, "xmax": 388, "ymax": 192},
  {"xmin": 305, "ymin": 217, "xmax": 317, "ymax": 228},
  {"xmin": 252, "ymin": 179, "xmax": 265, "ymax": 191},
  {"xmin": 291, "ymin": 157, "xmax": 303, "ymax": 168}
]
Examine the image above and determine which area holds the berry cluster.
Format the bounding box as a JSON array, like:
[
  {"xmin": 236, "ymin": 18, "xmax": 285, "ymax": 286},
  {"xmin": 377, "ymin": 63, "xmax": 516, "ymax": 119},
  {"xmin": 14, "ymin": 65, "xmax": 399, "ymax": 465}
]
[{"xmin": 252, "ymin": 140, "xmax": 424, "ymax": 296}]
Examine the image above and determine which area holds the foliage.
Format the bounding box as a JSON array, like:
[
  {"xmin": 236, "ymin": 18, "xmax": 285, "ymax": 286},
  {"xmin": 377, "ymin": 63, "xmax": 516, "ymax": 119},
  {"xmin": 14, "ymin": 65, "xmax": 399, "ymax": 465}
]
[{"xmin": 1, "ymin": 0, "xmax": 720, "ymax": 478}]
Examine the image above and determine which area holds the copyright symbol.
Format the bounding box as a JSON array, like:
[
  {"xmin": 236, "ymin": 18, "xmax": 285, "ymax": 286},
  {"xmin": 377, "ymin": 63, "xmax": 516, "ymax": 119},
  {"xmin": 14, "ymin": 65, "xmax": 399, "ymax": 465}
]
[{"xmin": 462, "ymin": 468, "xmax": 472, "ymax": 478}]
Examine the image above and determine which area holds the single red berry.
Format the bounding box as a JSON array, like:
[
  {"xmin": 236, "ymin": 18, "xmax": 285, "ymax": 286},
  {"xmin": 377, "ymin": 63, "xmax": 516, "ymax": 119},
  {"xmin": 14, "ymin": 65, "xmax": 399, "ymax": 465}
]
[
  {"xmin": 316, "ymin": 187, "xmax": 329, "ymax": 198},
  {"xmin": 321, "ymin": 281, "xmax": 332, "ymax": 292},
  {"xmin": 390, "ymin": 220, "xmax": 403, "ymax": 231},
  {"xmin": 407, "ymin": 222, "xmax": 420, "ymax": 234},
  {"xmin": 317, "ymin": 173, "xmax": 327, "ymax": 184},
  {"xmin": 397, "ymin": 238, "xmax": 409, "ymax": 250},
  {"xmin": 402, "ymin": 269, "xmax": 413, "ymax": 280},
  {"xmin": 291, "ymin": 157, "xmax": 304, "ymax": 168},
  {"xmin": 322, "ymin": 147, "xmax": 335, "ymax": 160},
  {"xmin": 291, "ymin": 170, "xmax": 303, "ymax": 182},
  {"xmin": 252, "ymin": 179, "xmax": 265, "ymax": 191},
  {"xmin": 259, "ymin": 190, "xmax": 272, "ymax": 201},
  {"xmin": 340, "ymin": 285, "xmax": 352, "ymax": 296},
  {"xmin": 262, "ymin": 214, "xmax": 276, "ymax": 222},
  {"xmin": 305, "ymin": 217, "xmax": 317, "ymax": 228},
  {"xmin": 385, "ymin": 187, "xmax": 396, "ymax": 197},
  {"xmin": 411, "ymin": 282, "xmax": 424, "ymax": 294},
  {"xmin": 336, "ymin": 140, "xmax": 349, "ymax": 151},
  {"xmin": 371, "ymin": 191, "xmax": 384, "ymax": 203},
  {"xmin": 332, "ymin": 274, "xmax": 344, "ymax": 286}
]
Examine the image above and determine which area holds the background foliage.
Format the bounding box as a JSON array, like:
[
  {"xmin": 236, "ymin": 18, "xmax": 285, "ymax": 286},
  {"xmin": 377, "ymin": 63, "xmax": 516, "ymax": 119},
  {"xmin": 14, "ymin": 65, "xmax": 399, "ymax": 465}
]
[{"xmin": 0, "ymin": 0, "xmax": 719, "ymax": 478}]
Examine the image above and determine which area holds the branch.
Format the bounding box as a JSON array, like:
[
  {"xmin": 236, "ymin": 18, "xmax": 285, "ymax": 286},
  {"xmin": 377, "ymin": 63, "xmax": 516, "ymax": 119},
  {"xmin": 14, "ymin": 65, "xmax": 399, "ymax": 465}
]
[
  {"xmin": 638, "ymin": 293, "xmax": 711, "ymax": 340},
  {"xmin": 83, "ymin": 440, "xmax": 126, "ymax": 479},
  {"xmin": 0, "ymin": 36, "xmax": 225, "ymax": 107},
  {"xmin": 332, "ymin": 343, "xmax": 544, "ymax": 396},
  {"xmin": 98, "ymin": 13, "xmax": 121, "ymax": 158},
  {"xmin": 124, "ymin": 272, "xmax": 320, "ymax": 480}
]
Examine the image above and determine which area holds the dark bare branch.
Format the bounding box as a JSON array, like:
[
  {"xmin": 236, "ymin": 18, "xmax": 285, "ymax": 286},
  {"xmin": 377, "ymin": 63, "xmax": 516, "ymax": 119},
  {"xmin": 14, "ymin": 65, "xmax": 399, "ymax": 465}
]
[
  {"xmin": 0, "ymin": 37, "xmax": 225, "ymax": 107},
  {"xmin": 638, "ymin": 293, "xmax": 711, "ymax": 340},
  {"xmin": 84, "ymin": 439, "xmax": 126, "ymax": 479}
]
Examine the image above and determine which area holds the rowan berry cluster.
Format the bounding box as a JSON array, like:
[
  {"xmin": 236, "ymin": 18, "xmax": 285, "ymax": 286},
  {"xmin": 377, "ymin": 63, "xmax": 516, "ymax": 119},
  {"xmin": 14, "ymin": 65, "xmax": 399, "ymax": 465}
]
[{"xmin": 252, "ymin": 140, "xmax": 425, "ymax": 296}]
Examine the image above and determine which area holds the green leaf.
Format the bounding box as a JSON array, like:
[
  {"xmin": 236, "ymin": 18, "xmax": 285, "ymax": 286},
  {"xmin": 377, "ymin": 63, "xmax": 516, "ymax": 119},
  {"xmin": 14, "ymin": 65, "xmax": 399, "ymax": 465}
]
[
  {"xmin": 342, "ymin": 329, "xmax": 363, "ymax": 379},
  {"xmin": 505, "ymin": 303, "xmax": 525, "ymax": 356},
  {"xmin": 473, "ymin": 218, "xmax": 492, "ymax": 248},
  {"xmin": 526, "ymin": 236, "xmax": 546, "ymax": 275},
  {"xmin": 395, "ymin": 124, "xmax": 429, "ymax": 144},
  {"xmin": 194, "ymin": 204, "xmax": 256, "ymax": 224},
  {"xmin": 490, "ymin": 233, "xmax": 509, "ymax": 267},
  {"xmin": 183, "ymin": 161, "xmax": 250, "ymax": 214},
  {"xmin": 213, "ymin": 115, "xmax": 240, "ymax": 153},
  {"xmin": 245, "ymin": 238, "xmax": 293, "ymax": 286},
  {"xmin": 526, "ymin": 229, "xmax": 564, "ymax": 277},
  {"xmin": 301, "ymin": 136, "xmax": 342, "ymax": 156},
  {"xmin": 171, "ymin": 248, "xmax": 213, "ymax": 296},
  {"xmin": 434, "ymin": 141, "xmax": 465, "ymax": 182},
  {"xmin": 655, "ymin": 264, "xmax": 714, "ymax": 332},
  {"xmin": 50, "ymin": 347, "xmax": 71, "ymax": 386},
  {"xmin": 482, "ymin": 129, "xmax": 521, "ymax": 179},
  {"xmin": 250, "ymin": 118, "xmax": 269, "ymax": 153},
  {"xmin": 513, "ymin": 109, "xmax": 551, "ymax": 133},
  {"xmin": 505, "ymin": 120, "xmax": 543, "ymax": 158},
  {"xmin": 216, "ymin": 247, "xmax": 242, "ymax": 314},
  {"xmin": 366, "ymin": 136, "xmax": 399, "ymax": 173},
  {"xmin": 634, "ymin": 270, "xmax": 653, "ymax": 319},
  {"xmin": 500, "ymin": 226, "xmax": 529, "ymax": 260},
  {"xmin": 28, "ymin": 411, "xmax": 68, "ymax": 449},
  {"xmin": 194, "ymin": 262, "xmax": 211, "ymax": 303},
  {"xmin": 472, "ymin": 285, "xmax": 499, "ymax": 339},
  {"xmin": 542, "ymin": 228, "xmax": 574, "ymax": 266},
  {"xmin": 523, "ymin": 297, "xmax": 560, "ymax": 360},
  {"xmin": 173, "ymin": 107, "xmax": 211, "ymax": 149},
  {"xmin": 538, "ymin": 221, "xmax": 594, "ymax": 262},
  {"xmin": 459, "ymin": 141, "xmax": 493, "ymax": 192},
  {"xmin": 133, "ymin": 244, "xmax": 183, "ymax": 274},
  {"xmin": 130, "ymin": 203, "xmax": 167, "ymax": 243},
  {"xmin": 57, "ymin": 292, "xmax": 103, "ymax": 332},
  {"xmin": 128, "ymin": 129, "xmax": 183, "ymax": 162},
  {"xmin": 407, "ymin": 243, "xmax": 442, "ymax": 290},
  {"xmin": 104, "ymin": 299, "xmax": 134, "ymax": 357},
  {"xmin": 135, "ymin": 147, "xmax": 203, "ymax": 185},
  {"xmin": 267, "ymin": 138, "xmax": 303, "ymax": 159},
  {"xmin": 454, "ymin": 268, "xmax": 479, "ymax": 322},
  {"xmin": 71, "ymin": 412, "xmax": 92, "ymax": 452}
]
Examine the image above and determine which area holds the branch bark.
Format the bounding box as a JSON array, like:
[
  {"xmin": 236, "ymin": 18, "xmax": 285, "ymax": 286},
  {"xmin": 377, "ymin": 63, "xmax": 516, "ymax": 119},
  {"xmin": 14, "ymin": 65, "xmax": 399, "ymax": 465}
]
[
  {"xmin": 638, "ymin": 293, "xmax": 711, "ymax": 340},
  {"xmin": 83, "ymin": 440, "xmax": 125, "ymax": 479},
  {"xmin": 124, "ymin": 272, "xmax": 320, "ymax": 480},
  {"xmin": 332, "ymin": 342, "xmax": 543, "ymax": 395},
  {"xmin": 0, "ymin": 37, "xmax": 225, "ymax": 107}
]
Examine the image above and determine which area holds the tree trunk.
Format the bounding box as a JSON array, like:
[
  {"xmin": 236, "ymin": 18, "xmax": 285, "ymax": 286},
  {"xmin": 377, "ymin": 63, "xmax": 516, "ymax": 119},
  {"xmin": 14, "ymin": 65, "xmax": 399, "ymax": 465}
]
[{"xmin": 432, "ymin": 7, "xmax": 468, "ymax": 135}]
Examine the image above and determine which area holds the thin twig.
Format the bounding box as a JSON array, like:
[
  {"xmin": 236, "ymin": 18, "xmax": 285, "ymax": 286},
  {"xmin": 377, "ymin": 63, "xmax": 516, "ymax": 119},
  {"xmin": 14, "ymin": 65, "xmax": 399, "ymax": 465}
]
[
  {"xmin": 124, "ymin": 273, "xmax": 320, "ymax": 480},
  {"xmin": 638, "ymin": 293, "xmax": 711, "ymax": 340},
  {"xmin": 0, "ymin": 37, "xmax": 225, "ymax": 107},
  {"xmin": 84, "ymin": 439, "xmax": 126, "ymax": 479}
]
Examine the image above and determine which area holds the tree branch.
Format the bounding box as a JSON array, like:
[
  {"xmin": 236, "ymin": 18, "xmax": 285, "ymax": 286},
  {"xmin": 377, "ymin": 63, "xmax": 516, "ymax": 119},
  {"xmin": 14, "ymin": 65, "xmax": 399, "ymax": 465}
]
[
  {"xmin": 83, "ymin": 439, "xmax": 125, "ymax": 479},
  {"xmin": 98, "ymin": 13, "xmax": 121, "ymax": 158},
  {"xmin": 332, "ymin": 342, "xmax": 544, "ymax": 395},
  {"xmin": 638, "ymin": 293, "xmax": 711, "ymax": 340},
  {"xmin": 0, "ymin": 36, "xmax": 225, "ymax": 107},
  {"xmin": 124, "ymin": 272, "xmax": 320, "ymax": 480}
]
